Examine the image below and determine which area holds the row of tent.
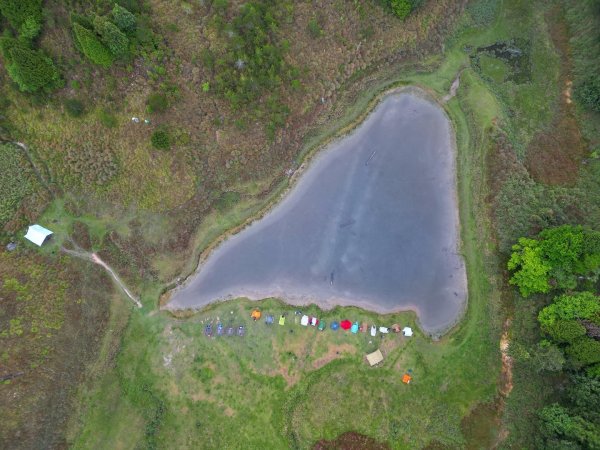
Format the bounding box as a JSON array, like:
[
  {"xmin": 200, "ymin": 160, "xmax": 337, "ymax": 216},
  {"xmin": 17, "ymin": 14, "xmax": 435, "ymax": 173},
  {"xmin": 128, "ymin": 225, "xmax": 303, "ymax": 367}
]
[{"xmin": 251, "ymin": 309, "xmax": 413, "ymax": 337}]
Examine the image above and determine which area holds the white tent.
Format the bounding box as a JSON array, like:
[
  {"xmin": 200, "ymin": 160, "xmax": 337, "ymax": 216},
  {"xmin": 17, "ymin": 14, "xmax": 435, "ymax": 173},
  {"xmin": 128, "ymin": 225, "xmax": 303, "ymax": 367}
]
[
  {"xmin": 366, "ymin": 349, "xmax": 384, "ymax": 366},
  {"xmin": 379, "ymin": 326, "xmax": 389, "ymax": 334},
  {"xmin": 300, "ymin": 315, "xmax": 309, "ymax": 326},
  {"xmin": 24, "ymin": 224, "xmax": 53, "ymax": 246},
  {"xmin": 402, "ymin": 327, "xmax": 413, "ymax": 337}
]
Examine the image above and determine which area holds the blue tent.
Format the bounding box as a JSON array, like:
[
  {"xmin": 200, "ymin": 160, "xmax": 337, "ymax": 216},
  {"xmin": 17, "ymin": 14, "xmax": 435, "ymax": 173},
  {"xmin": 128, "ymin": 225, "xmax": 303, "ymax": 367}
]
[
  {"xmin": 351, "ymin": 322, "xmax": 359, "ymax": 334},
  {"xmin": 330, "ymin": 321, "xmax": 340, "ymax": 331},
  {"xmin": 265, "ymin": 315, "xmax": 274, "ymax": 325}
]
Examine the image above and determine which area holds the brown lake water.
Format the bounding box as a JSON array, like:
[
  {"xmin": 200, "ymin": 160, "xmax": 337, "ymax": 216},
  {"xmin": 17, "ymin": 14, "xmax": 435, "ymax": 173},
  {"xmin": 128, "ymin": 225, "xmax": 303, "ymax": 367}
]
[{"xmin": 167, "ymin": 90, "xmax": 467, "ymax": 333}]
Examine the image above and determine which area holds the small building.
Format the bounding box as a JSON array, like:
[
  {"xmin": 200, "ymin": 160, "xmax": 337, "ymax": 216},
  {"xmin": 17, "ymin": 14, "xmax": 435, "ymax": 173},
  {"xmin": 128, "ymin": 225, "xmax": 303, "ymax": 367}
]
[
  {"xmin": 366, "ymin": 349, "xmax": 384, "ymax": 366},
  {"xmin": 24, "ymin": 224, "xmax": 53, "ymax": 246},
  {"xmin": 402, "ymin": 327, "xmax": 413, "ymax": 337}
]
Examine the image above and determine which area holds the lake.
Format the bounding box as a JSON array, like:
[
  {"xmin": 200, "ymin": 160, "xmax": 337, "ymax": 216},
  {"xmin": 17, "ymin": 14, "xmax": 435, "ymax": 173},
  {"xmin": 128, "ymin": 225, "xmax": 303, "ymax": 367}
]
[{"xmin": 167, "ymin": 90, "xmax": 467, "ymax": 333}]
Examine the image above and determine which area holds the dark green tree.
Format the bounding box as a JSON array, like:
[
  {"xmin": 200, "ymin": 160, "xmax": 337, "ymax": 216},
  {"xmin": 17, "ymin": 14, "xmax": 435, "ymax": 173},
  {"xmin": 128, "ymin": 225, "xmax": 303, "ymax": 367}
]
[
  {"xmin": 567, "ymin": 338, "xmax": 600, "ymax": 367},
  {"xmin": 93, "ymin": 15, "xmax": 129, "ymax": 57},
  {"xmin": 1, "ymin": 41, "xmax": 60, "ymax": 92},
  {"xmin": 0, "ymin": 0, "xmax": 42, "ymax": 32},
  {"xmin": 542, "ymin": 320, "xmax": 587, "ymax": 344},
  {"xmin": 73, "ymin": 23, "xmax": 114, "ymax": 67},
  {"xmin": 112, "ymin": 4, "xmax": 137, "ymax": 33}
]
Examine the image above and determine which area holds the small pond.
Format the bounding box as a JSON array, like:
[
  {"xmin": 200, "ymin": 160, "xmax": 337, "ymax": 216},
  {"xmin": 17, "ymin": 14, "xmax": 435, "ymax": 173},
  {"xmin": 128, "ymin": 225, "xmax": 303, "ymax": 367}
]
[{"xmin": 167, "ymin": 90, "xmax": 467, "ymax": 333}]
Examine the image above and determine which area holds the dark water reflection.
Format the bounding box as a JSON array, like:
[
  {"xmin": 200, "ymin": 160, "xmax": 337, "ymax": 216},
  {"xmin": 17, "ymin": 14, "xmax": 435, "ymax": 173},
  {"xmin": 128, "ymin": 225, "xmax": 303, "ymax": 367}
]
[{"xmin": 168, "ymin": 91, "xmax": 467, "ymax": 333}]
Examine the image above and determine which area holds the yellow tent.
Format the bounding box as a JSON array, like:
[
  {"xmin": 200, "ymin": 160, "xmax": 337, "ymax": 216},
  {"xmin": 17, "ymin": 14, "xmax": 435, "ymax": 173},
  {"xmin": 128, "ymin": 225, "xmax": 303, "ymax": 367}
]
[{"xmin": 251, "ymin": 309, "xmax": 261, "ymax": 321}]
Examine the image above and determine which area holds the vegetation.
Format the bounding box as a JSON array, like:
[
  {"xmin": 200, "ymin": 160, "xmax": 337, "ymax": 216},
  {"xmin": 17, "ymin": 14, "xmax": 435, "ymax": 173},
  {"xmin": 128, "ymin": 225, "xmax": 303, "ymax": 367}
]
[
  {"xmin": 150, "ymin": 129, "xmax": 171, "ymax": 150},
  {"xmin": 73, "ymin": 23, "xmax": 114, "ymax": 68}
]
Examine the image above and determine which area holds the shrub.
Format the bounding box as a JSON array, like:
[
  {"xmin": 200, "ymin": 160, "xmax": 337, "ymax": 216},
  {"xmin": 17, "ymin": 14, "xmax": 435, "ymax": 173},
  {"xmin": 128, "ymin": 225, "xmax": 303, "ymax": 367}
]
[
  {"xmin": 151, "ymin": 129, "xmax": 171, "ymax": 149},
  {"xmin": 307, "ymin": 18, "xmax": 322, "ymax": 38},
  {"xmin": 2, "ymin": 43, "xmax": 61, "ymax": 93},
  {"xmin": 18, "ymin": 16, "xmax": 42, "ymax": 41},
  {"xmin": 567, "ymin": 338, "xmax": 600, "ymax": 366},
  {"xmin": 98, "ymin": 109, "xmax": 117, "ymax": 128},
  {"xmin": 146, "ymin": 92, "xmax": 169, "ymax": 113},
  {"xmin": 389, "ymin": 0, "xmax": 412, "ymax": 19},
  {"xmin": 0, "ymin": 0, "xmax": 42, "ymax": 31},
  {"xmin": 542, "ymin": 320, "xmax": 587, "ymax": 344},
  {"xmin": 64, "ymin": 98, "xmax": 86, "ymax": 117},
  {"xmin": 215, "ymin": 191, "xmax": 241, "ymax": 212},
  {"xmin": 112, "ymin": 4, "xmax": 137, "ymax": 32},
  {"xmin": 575, "ymin": 75, "xmax": 600, "ymax": 112},
  {"xmin": 73, "ymin": 23, "xmax": 113, "ymax": 67},
  {"xmin": 93, "ymin": 15, "xmax": 129, "ymax": 57}
]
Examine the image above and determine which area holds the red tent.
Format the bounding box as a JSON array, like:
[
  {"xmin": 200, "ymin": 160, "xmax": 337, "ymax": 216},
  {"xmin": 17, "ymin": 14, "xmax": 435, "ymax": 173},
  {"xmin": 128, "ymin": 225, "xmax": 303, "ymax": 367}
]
[{"xmin": 340, "ymin": 320, "xmax": 352, "ymax": 330}]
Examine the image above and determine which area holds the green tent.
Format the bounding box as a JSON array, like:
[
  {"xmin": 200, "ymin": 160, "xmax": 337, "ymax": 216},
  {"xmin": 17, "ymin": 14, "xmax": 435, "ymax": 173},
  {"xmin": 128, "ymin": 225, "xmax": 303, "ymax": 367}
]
[{"xmin": 318, "ymin": 320, "xmax": 326, "ymax": 331}]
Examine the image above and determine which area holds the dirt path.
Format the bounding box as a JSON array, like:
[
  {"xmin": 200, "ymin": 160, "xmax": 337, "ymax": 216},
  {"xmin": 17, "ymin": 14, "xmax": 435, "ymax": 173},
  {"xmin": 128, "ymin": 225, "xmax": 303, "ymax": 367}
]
[
  {"xmin": 442, "ymin": 70, "xmax": 464, "ymax": 103},
  {"xmin": 61, "ymin": 246, "xmax": 142, "ymax": 308}
]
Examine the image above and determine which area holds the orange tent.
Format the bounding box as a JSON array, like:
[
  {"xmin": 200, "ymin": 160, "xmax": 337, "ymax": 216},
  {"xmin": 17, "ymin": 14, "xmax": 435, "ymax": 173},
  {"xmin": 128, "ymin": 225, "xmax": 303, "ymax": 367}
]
[
  {"xmin": 402, "ymin": 374, "xmax": 412, "ymax": 384},
  {"xmin": 251, "ymin": 309, "xmax": 261, "ymax": 321}
]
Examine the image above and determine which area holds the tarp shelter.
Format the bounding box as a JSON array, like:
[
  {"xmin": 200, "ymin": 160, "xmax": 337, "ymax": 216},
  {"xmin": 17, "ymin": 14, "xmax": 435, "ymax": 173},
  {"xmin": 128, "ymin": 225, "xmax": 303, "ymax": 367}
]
[
  {"xmin": 301, "ymin": 315, "xmax": 309, "ymax": 326},
  {"xmin": 251, "ymin": 309, "xmax": 262, "ymax": 321},
  {"xmin": 402, "ymin": 373, "xmax": 412, "ymax": 384},
  {"xmin": 402, "ymin": 327, "xmax": 413, "ymax": 337},
  {"xmin": 279, "ymin": 315, "xmax": 286, "ymax": 326},
  {"xmin": 24, "ymin": 224, "xmax": 53, "ymax": 246},
  {"xmin": 351, "ymin": 322, "xmax": 359, "ymax": 334},
  {"xmin": 340, "ymin": 320, "xmax": 352, "ymax": 330},
  {"xmin": 330, "ymin": 321, "xmax": 339, "ymax": 331},
  {"xmin": 366, "ymin": 349, "xmax": 384, "ymax": 366}
]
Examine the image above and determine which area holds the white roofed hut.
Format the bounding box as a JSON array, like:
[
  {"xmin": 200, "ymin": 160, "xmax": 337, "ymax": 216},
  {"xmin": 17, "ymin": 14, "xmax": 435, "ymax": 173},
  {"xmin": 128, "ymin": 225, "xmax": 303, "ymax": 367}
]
[{"xmin": 24, "ymin": 225, "xmax": 53, "ymax": 246}]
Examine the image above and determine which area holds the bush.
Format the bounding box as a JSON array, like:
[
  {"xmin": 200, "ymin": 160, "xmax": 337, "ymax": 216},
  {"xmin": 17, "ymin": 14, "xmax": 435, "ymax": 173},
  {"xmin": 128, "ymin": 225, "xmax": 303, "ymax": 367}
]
[
  {"xmin": 64, "ymin": 98, "xmax": 86, "ymax": 117},
  {"xmin": 18, "ymin": 16, "xmax": 42, "ymax": 41},
  {"xmin": 389, "ymin": 0, "xmax": 412, "ymax": 19},
  {"xmin": 0, "ymin": 0, "xmax": 42, "ymax": 31},
  {"xmin": 567, "ymin": 338, "xmax": 600, "ymax": 367},
  {"xmin": 151, "ymin": 129, "xmax": 171, "ymax": 149},
  {"xmin": 98, "ymin": 109, "xmax": 118, "ymax": 128},
  {"xmin": 307, "ymin": 18, "xmax": 322, "ymax": 38},
  {"xmin": 575, "ymin": 75, "xmax": 600, "ymax": 112},
  {"xmin": 542, "ymin": 320, "xmax": 587, "ymax": 344},
  {"xmin": 215, "ymin": 191, "xmax": 241, "ymax": 212},
  {"xmin": 73, "ymin": 23, "xmax": 113, "ymax": 67},
  {"xmin": 2, "ymin": 43, "xmax": 61, "ymax": 93},
  {"xmin": 146, "ymin": 92, "xmax": 169, "ymax": 113},
  {"xmin": 112, "ymin": 4, "xmax": 137, "ymax": 33},
  {"xmin": 93, "ymin": 15, "xmax": 129, "ymax": 57}
]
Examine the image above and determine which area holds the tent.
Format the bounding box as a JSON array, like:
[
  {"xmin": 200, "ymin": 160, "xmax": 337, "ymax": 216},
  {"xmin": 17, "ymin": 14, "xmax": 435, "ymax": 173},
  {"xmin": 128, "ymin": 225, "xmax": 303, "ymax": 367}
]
[
  {"xmin": 330, "ymin": 321, "xmax": 340, "ymax": 331},
  {"xmin": 24, "ymin": 224, "xmax": 53, "ymax": 246},
  {"xmin": 402, "ymin": 327, "xmax": 413, "ymax": 337},
  {"xmin": 391, "ymin": 324, "xmax": 402, "ymax": 333},
  {"xmin": 351, "ymin": 322, "xmax": 359, "ymax": 334},
  {"xmin": 340, "ymin": 320, "xmax": 352, "ymax": 330},
  {"xmin": 251, "ymin": 309, "xmax": 261, "ymax": 321},
  {"xmin": 379, "ymin": 327, "xmax": 389, "ymax": 334},
  {"xmin": 279, "ymin": 315, "xmax": 286, "ymax": 326},
  {"xmin": 265, "ymin": 315, "xmax": 274, "ymax": 324},
  {"xmin": 402, "ymin": 373, "xmax": 412, "ymax": 384},
  {"xmin": 370, "ymin": 325, "xmax": 377, "ymax": 337},
  {"xmin": 318, "ymin": 320, "xmax": 326, "ymax": 331},
  {"xmin": 366, "ymin": 349, "xmax": 384, "ymax": 366},
  {"xmin": 300, "ymin": 315, "xmax": 309, "ymax": 326},
  {"xmin": 310, "ymin": 316, "xmax": 319, "ymax": 327}
]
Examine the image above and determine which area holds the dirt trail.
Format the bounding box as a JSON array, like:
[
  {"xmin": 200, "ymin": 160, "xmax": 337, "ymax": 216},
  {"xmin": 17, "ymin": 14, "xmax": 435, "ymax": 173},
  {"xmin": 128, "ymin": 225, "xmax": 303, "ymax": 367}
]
[
  {"xmin": 442, "ymin": 70, "xmax": 463, "ymax": 103},
  {"xmin": 61, "ymin": 246, "xmax": 142, "ymax": 308},
  {"xmin": 493, "ymin": 318, "xmax": 514, "ymax": 447}
]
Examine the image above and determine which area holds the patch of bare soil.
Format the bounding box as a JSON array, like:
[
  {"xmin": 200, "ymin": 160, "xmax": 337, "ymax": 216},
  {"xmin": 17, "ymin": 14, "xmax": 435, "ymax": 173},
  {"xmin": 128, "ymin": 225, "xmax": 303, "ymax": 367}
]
[
  {"xmin": 312, "ymin": 343, "xmax": 357, "ymax": 370},
  {"xmin": 525, "ymin": 5, "xmax": 585, "ymax": 186},
  {"xmin": 313, "ymin": 432, "xmax": 390, "ymax": 450}
]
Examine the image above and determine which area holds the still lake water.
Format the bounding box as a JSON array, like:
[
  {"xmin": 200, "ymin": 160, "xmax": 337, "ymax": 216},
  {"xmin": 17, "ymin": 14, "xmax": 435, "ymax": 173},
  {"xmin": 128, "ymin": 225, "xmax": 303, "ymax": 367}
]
[{"xmin": 167, "ymin": 91, "xmax": 467, "ymax": 333}]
